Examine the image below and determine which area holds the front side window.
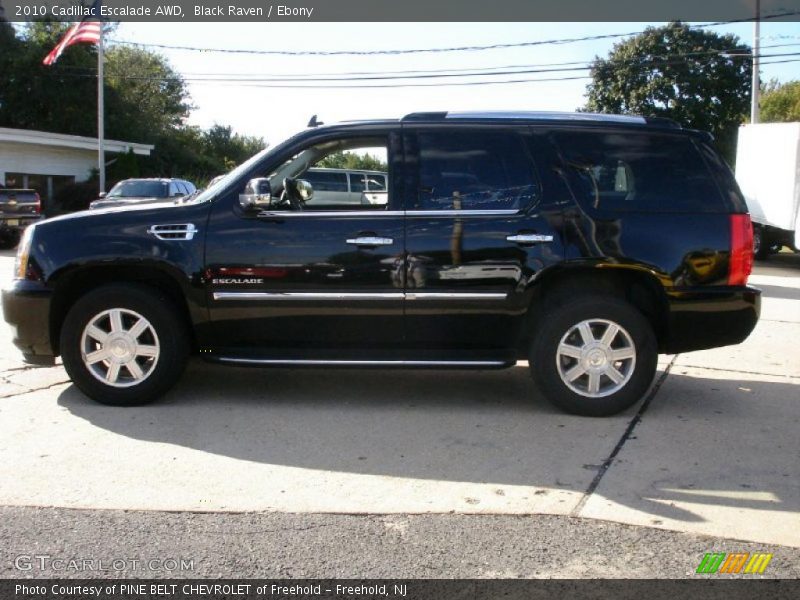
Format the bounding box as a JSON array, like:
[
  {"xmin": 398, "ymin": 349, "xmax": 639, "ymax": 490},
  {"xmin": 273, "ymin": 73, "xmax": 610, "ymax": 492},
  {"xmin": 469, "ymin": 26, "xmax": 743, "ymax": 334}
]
[
  {"xmin": 262, "ymin": 137, "xmax": 390, "ymax": 211},
  {"xmin": 552, "ymin": 131, "xmax": 724, "ymax": 213},
  {"xmin": 413, "ymin": 130, "xmax": 538, "ymax": 211},
  {"xmin": 366, "ymin": 174, "xmax": 387, "ymax": 191}
]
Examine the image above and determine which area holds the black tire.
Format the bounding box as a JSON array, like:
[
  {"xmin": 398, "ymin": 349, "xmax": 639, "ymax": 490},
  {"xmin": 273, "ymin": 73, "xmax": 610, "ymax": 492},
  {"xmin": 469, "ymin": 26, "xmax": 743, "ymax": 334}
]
[
  {"xmin": 753, "ymin": 227, "xmax": 771, "ymax": 261},
  {"xmin": 529, "ymin": 294, "xmax": 658, "ymax": 417},
  {"xmin": 0, "ymin": 230, "xmax": 21, "ymax": 250},
  {"xmin": 60, "ymin": 283, "xmax": 189, "ymax": 406}
]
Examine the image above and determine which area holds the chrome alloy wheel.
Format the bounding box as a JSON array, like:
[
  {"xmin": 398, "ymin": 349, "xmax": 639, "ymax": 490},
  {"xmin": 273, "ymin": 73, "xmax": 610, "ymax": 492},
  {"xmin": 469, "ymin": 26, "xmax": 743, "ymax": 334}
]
[
  {"xmin": 80, "ymin": 308, "xmax": 160, "ymax": 388},
  {"xmin": 555, "ymin": 318, "xmax": 636, "ymax": 398}
]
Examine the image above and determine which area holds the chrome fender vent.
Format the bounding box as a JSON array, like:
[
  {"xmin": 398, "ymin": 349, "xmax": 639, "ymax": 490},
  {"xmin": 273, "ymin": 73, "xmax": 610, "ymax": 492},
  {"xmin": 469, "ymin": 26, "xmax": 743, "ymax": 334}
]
[{"xmin": 147, "ymin": 223, "xmax": 197, "ymax": 241}]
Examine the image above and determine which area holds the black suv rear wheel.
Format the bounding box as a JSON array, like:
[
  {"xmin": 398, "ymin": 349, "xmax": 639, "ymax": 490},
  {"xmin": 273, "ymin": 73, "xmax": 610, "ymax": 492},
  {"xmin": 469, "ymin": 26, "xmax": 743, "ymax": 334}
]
[
  {"xmin": 530, "ymin": 295, "xmax": 657, "ymax": 416},
  {"xmin": 60, "ymin": 284, "xmax": 189, "ymax": 406}
]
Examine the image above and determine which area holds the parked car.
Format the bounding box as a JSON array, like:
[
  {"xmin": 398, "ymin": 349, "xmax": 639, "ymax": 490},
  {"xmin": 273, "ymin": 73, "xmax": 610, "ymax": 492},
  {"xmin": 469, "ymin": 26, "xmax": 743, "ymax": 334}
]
[
  {"xmin": 0, "ymin": 184, "xmax": 42, "ymax": 249},
  {"xmin": 302, "ymin": 167, "xmax": 388, "ymax": 207},
  {"xmin": 89, "ymin": 178, "xmax": 197, "ymax": 210},
  {"xmin": 2, "ymin": 112, "xmax": 759, "ymax": 416}
]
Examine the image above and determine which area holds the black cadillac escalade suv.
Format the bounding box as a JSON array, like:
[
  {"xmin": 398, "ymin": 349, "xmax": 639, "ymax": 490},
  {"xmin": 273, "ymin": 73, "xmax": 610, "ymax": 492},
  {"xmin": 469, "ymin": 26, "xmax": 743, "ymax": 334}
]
[{"xmin": 2, "ymin": 112, "xmax": 760, "ymax": 416}]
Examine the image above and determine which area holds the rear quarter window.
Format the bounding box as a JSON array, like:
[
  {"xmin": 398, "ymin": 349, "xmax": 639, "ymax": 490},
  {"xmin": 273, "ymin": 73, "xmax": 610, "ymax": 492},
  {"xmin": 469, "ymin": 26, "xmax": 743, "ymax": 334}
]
[{"xmin": 552, "ymin": 130, "xmax": 727, "ymax": 213}]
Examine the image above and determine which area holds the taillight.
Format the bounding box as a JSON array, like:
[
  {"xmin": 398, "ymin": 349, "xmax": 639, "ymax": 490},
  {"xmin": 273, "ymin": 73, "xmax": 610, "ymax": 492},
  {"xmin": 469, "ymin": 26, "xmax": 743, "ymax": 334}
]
[
  {"xmin": 729, "ymin": 214, "xmax": 753, "ymax": 286},
  {"xmin": 33, "ymin": 192, "xmax": 41, "ymax": 214}
]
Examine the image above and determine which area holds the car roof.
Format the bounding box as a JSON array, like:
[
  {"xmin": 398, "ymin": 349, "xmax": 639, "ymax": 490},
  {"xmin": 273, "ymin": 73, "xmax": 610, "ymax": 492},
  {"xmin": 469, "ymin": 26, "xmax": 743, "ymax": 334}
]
[
  {"xmin": 314, "ymin": 111, "xmax": 684, "ymax": 132},
  {"xmin": 117, "ymin": 178, "xmax": 193, "ymax": 184}
]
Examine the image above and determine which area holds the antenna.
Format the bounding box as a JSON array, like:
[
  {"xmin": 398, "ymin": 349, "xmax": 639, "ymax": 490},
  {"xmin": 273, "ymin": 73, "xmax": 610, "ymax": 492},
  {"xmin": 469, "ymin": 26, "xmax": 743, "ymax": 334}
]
[{"xmin": 307, "ymin": 115, "xmax": 324, "ymax": 127}]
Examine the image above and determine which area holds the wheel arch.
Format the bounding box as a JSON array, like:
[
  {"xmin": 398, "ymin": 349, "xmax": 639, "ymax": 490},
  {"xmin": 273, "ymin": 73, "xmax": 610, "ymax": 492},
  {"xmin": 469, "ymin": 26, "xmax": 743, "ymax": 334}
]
[
  {"xmin": 48, "ymin": 263, "xmax": 198, "ymax": 356},
  {"xmin": 522, "ymin": 262, "xmax": 670, "ymax": 353}
]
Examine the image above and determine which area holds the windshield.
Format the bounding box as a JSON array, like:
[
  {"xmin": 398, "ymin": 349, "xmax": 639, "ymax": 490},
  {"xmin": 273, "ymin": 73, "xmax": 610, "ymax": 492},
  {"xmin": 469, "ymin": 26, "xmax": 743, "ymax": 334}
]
[
  {"xmin": 108, "ymin": 180, "xmax": 169, "ymax": 198},
  {"xmin": 193, "ymin": 146, "xmax": 273, "ymax": 203}
]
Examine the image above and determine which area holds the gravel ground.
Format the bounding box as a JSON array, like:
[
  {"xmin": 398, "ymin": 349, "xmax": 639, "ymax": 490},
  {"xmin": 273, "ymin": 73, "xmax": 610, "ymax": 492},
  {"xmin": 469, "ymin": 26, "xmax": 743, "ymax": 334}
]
[{"xmin": 2, "ymin": 506, "xmax": 798, "ymax": 579}]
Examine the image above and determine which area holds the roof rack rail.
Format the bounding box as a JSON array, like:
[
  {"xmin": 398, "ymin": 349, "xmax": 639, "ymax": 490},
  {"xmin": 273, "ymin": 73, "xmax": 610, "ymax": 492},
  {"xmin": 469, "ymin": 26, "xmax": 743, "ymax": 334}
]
[
  {"xmin": 401, "ymin": 112, "xmax": 448, "ymax": 121},
  {"xmin": 642, "ymin": 116, "xmax": 681, "ymax": 129},
  {"xmin": 401, "ymin": 111, "xmax": 682, "ymax": 129}
]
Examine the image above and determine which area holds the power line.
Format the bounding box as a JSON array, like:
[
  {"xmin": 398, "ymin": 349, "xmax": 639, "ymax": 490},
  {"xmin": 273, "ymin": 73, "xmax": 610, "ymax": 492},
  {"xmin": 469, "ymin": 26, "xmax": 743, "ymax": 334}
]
[
  {"xmin": 105, "ymin": 11, "xmax": 800, "ymax": 58},
  {"xmin": 55, "ymin": 50, "xmax": 800, "ymax": 86}
]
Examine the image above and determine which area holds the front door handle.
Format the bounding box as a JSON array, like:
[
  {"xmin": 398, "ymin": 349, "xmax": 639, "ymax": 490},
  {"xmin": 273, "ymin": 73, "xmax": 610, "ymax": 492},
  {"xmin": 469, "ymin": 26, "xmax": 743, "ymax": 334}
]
[
  {"xmin": 506, "ymin": 233, "xmax": 554, "ymax": 245},
  {"xmin": 346, "ymin": 236, "xmax": 394, "ymax": 247}
]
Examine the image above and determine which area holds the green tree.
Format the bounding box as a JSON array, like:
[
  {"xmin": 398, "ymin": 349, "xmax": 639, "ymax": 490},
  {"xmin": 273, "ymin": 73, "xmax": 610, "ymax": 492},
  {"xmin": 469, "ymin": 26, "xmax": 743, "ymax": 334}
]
[
  {"xmin": 201, "ymin": 124, "xmax": 265, "ymax": 169},
  {"xmin": 0, "ymin": 22, "xmax": 187, "ymax": 143},
  {"xmin": 761, "ymin": 79, "xmax": 800, "ymax": 123},
  {"xmin": 584, "ymin": 22, "xmax": 752, "ymax": 161},
  {"xmin": 0, "ymin": 20, "xmax": 265, "ymax": 187},
  {"xmin": 318, "ymin": 151, "xmax": 387, "ymax": 171},
  {"xmin": 104, "ymin": 45, "xmax": 191, "ymax": 142},
  {"xmin": 0, "ymin": 21, "xmax": 99, "ymax": 136}
]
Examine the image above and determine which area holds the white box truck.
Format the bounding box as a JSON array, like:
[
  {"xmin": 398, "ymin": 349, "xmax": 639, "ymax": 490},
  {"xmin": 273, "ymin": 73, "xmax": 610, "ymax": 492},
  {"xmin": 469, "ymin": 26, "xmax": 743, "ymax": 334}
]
[{"xmin": 735, "ymin": 122, "xmax": 800, "ymax": 259}]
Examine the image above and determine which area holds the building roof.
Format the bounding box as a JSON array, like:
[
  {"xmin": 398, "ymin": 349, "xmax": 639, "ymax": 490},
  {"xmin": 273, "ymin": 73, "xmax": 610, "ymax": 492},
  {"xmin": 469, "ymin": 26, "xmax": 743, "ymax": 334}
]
[{"xmin": 0, "ymin": 127, "xmax": 154, "ymax": 155}]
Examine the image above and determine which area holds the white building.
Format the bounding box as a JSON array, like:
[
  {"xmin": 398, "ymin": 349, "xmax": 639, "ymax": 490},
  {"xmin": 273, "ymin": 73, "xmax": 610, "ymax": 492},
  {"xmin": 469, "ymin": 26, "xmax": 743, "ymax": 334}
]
[{"xmin": 0, "ymin": 127, "xmax": 153, "ymax": 202}]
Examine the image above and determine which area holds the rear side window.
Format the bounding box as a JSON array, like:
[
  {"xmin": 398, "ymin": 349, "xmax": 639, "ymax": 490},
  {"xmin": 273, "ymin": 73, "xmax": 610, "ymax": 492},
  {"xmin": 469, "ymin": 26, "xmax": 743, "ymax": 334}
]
[
  {"xmin": 413, "ymin": 130, "xmax": 538, "ymax": 211},
  {"xmin": 552, "ymin": 131, "xmax": 725, "ymax": 213},
  {"xmin": 304, "ymin": 170, "xmax": 348, "ymax": 192}
]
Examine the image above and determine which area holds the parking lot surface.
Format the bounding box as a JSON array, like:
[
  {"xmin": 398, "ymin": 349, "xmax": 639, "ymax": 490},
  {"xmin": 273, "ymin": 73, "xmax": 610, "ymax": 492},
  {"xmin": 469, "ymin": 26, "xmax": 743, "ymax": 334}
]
[{"xmin": 0, "ymin": 250, "xmax": 798, "ymax": 576}]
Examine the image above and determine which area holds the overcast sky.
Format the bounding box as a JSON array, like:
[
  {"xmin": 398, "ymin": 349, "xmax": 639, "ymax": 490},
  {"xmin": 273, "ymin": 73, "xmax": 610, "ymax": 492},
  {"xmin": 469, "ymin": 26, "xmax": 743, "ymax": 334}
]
[{"xmin": 101, "ymin": 21, "xmax": 800, "ymax": 145}]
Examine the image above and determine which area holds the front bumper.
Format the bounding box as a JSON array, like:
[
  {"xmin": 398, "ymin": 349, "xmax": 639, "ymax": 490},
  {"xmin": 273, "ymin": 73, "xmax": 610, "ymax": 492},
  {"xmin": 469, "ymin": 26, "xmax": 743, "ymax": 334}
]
[
  {"xmin": 663, "ymin": 285, "xmax": 761, "ymax": 354},
  {"xmin": 2, "ymin": 280, "xmax": 55, "ymax": 364}
]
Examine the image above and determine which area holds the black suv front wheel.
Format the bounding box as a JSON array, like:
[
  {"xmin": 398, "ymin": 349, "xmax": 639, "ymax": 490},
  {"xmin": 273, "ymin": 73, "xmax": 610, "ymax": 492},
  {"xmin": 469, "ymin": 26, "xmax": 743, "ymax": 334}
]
[
  {"xmin": 530, "ymin": 295, "xmax": 657, "ymax": 416},
  {"xmin": 60, "ymin": 284, "xmax": 189, "ymax": 406}
]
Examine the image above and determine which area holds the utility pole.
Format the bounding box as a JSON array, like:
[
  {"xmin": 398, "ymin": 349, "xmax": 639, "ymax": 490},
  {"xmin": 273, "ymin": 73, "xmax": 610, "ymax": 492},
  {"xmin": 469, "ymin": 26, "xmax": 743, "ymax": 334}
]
[{"xmin": 751, "ymin": 0, "xmax": 761, "ymax": 124}]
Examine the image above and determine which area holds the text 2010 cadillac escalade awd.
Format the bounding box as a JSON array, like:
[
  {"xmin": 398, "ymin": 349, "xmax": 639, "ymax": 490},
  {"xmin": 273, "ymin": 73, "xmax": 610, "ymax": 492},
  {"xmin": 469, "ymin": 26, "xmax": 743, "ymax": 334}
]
[{"xmin": 2, "ymin": 112, "xmax": 760, "ymax": 416}]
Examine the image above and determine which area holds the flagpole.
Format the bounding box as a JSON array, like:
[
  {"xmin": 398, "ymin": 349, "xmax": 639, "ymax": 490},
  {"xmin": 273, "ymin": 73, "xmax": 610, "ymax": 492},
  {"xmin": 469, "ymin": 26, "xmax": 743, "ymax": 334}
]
[{"xmin": 97, "ymin": 23, "xmax": 105, "ymax": 193}]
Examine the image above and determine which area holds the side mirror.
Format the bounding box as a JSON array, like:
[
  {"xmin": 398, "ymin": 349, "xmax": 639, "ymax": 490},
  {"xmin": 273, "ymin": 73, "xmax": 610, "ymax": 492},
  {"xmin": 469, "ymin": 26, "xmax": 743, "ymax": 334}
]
[
  {"xmin": 295, "ymin": 179, "xmax": 314, "ymax": 202},
  {"xmin": 98, "ymin": 192, "xmax": 107, "ymax": 198},
  {"xmin": 239, "ymin": 178, "xmax": 272, "ymax": 210}
]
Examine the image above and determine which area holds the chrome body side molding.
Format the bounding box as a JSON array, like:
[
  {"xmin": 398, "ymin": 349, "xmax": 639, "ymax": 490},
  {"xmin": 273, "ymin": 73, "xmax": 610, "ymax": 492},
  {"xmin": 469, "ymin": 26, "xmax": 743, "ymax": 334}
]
[{"xmin": 212, "ymin": 291, "xmax": 507, "ymax": 301}]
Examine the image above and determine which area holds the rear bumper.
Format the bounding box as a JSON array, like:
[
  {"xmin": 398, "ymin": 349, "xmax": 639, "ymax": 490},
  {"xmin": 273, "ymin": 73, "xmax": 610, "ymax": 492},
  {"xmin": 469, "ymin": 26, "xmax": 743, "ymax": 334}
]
[
  {"xmin": 0, "ymin": 215, "xmax": 41, "ymax": 231},
  {"xmin": 663, "ymin": 286, "xmax": 761, "ymax": 354},
  {"xmin": 2, "ymin": 280, "xmax": 55, "ymax": 363}
]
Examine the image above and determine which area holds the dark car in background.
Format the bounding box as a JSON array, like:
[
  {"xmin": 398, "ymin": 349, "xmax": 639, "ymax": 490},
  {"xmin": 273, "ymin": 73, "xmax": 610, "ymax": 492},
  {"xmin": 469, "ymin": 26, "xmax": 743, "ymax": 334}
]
[
  {"xmin": 89, "ymin": 178, "xmax": 197, "ymax": 210},
  {"xmin": 0, "ymin": 184, "xmax": 42, "ymax": 249},
  {"xmin": 2, "ymin": 112, "xmax": 759, "ymax": 416}
]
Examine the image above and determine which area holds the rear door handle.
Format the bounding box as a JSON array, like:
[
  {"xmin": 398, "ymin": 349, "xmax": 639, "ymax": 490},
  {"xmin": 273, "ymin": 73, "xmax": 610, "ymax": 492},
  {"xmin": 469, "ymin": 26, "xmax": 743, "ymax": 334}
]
[
  {"xmin": 346, "ymin": 236, "xmax": 394, "ymax": 247},
  {"xmin": 506, "ymin": 233, "xmax": 554, "ymax": 245}
]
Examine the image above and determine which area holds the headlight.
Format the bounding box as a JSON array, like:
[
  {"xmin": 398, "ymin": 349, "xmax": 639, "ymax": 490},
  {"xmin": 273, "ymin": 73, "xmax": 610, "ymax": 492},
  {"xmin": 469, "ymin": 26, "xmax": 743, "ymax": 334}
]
[{"xmin": 14, "ymin": 225, "xmax": 35, "ymax": 280}]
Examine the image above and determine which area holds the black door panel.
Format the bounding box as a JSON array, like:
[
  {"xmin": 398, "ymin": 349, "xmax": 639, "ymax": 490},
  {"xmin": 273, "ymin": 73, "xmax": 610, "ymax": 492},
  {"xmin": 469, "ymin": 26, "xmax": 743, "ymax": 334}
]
[
  {"xmin": 205, "ymin": 210, "xmax": 404, "ymax": 351},
  {"xmin": 401, "ymin": 126, "xmax": 564, "ymax": 351}
]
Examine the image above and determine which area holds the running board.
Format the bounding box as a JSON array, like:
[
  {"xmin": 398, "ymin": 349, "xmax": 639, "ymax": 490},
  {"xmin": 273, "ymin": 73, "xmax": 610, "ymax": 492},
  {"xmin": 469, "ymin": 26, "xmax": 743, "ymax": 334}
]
[{"xmin": 210, "ymin": 357, "xmax": 512, "ymax": 369}]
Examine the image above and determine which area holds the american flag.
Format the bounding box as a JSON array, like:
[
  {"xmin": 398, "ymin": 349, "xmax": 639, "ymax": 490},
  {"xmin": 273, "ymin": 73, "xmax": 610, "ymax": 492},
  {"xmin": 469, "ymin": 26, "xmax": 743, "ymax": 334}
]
[{"xmin": 42, "ymin": 10, "xmax": 102, "ymax": 66}]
